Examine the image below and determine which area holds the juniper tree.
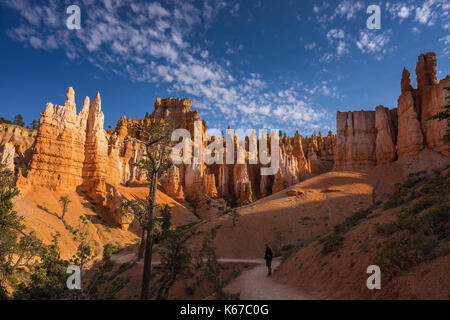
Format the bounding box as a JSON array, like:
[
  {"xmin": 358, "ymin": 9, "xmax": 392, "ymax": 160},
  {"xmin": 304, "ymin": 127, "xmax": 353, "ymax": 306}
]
[{"xmin": 132, "ymin": 119, "xmax": 174, "ymax": 300}]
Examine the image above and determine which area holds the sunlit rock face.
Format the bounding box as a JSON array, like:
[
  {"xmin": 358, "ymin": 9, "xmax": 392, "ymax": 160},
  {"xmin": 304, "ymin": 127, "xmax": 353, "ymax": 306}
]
[
  {"xmin": 22, "ymin": 87, "xmax": 131, "ymax": 229},
  {"xmin": 22, "ymin": 90, "xmax": 336, "ymax": 210},
  {"xmin": 113, "ymin": 98, "xmax": 336, "ymax": 205},
  {"xmin": 14, "ymin": 53, "xmax": 448, "ymax": 217},
  {"xmin": 334, "ymin": 52, "xmax": 449, "ymax": 171},
  {"xmin": 0, "ymin": 124, "xmax": 36, "ymax": 171},
  {"xmin": 0, "ymin": 142, "xmax": 15, "ymax": 171}
]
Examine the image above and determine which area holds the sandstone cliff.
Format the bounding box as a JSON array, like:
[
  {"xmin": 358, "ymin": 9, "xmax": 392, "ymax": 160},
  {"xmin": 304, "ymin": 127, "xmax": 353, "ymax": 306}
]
[
  {"xmin": 112, "ymin": 98, "xmax": 335, "ymax": 206},
  {"xmin": 12, "ymin": 52, "xmax": 447, "ymax": 222},
  {"xmin": 22, "ymin": 87, "xmax": 132, "ymax": 229},
  {"xmin": 0, "ymin": 124, "xmax": 36, "ymax": 171},
  {"xmin": 0, "ymin": 142, "xmax": 15, "ymax": 171},
  {"xmin": 334, "ymin": 52, "xmax": 449, "ymax": 171}
]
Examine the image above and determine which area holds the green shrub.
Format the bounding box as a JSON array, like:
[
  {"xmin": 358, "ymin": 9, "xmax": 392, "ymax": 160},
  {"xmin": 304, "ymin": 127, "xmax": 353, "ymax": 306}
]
[
  {"xmin": 406, "ymin": 197, "xmax": 436, "ymax": 215},
  {"xmin": 374, "ymin": 235, "xmax": 437, "ymax": 282},
  {"xmin": 384, "ymin": 192, "xmax": 405, "ymax": 210},
  {"xmin": 407, "ymin": 205, "xmax": 449, "ymax": 237},
  {"xmin": 321, "ymin": 233, "xmax": 344, "ymax": 254},
  {"xmin": 375, "ymin": 222, "xmax": 401, "ymax": 235}
]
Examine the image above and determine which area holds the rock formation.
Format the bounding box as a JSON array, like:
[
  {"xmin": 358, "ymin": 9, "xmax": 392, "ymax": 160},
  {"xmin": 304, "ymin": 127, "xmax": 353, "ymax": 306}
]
[
  {"xmin": 334, "ymin": 110, "xmax": 377, "ymax": 171},
  {"xmin": 335, "ymin": 52, "xmax": 449, "ymax": 171},
  {"xmin": 0, "ymin": 142, "xmax": 15, "ymax": 171},
  {"xmin": 23, "ymin": 87, "xmax": 131, "ymax": 229},
  {"xmin": 12, "ymin": 52, "xmax": 447, "ymax": 222},
  {"xmin": 114, "ymin": 98, "xmax": 334, "ymax": 205},
  {"xmin": 375, "ymin": 106, "xmax": 397, "ymax": 164},
  {"xmin": 0, "ymin": 124, "xmax": 36, "ymax": 170},
  {"xmin": 26, "ymin": 87, "xmax": 89, "ymax": 191}
]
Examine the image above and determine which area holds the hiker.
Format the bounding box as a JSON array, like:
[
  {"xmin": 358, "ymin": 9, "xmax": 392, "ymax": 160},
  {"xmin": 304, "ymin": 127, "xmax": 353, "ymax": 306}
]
[{"xmin": 264, "ymin": 243, "xmax": 273, "ymax": 276}]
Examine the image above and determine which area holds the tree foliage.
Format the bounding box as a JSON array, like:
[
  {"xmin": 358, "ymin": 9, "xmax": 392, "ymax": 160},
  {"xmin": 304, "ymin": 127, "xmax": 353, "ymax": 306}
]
[
  {"xmin": 13, "ymin": 114, "xmax": 25, "ymax": 127},
  {"xmin": 131, "ymin": 119, "xmax": 175, "ymax": 300}
]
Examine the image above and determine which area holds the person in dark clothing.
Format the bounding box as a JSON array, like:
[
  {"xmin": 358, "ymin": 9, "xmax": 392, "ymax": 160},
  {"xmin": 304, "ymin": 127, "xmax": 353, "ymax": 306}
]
[{"xmin": 264, "ymin": 243, "xmax": 273, "ymax": 276}]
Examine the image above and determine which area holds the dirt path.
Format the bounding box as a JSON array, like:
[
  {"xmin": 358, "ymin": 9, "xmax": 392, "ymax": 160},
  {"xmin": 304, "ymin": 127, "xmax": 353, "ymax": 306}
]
[
  {"xmin": 224, "ymin": 258, "xmax": 312, "ymax": 300},
  {"xmin": 112, "ymin": 251, "xmax": 311, "ymax": 300}
]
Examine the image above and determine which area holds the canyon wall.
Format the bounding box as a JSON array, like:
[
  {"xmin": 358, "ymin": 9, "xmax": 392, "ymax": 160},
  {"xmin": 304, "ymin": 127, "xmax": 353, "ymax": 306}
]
[
  {"xmin": 8, "ymin": 52, "xmax": 448, "ymax": 227},
  {"xmin": 0, "ymin": 124, "xmax": 36, "ymax": 171},
  {"xmin": 0, "ymin": 142, "xmax": 15, "ymax": 171},
  {"xmin": 22, "ymin": 87, "xmax": 132, "ymax": 229},
  {"xmin": 113, "ymin": 97, "xmax": 335, "ymax": 206},
  {"xmin": 334, "ymin": 52, "xmax": 449, "ymax": 171}
]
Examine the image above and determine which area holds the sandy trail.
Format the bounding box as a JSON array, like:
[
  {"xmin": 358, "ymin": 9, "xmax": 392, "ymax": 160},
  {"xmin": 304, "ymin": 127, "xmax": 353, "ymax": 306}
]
[
  {"xmin": 112, "ymin": 251, "xmax": 311, "ymax": 300},
  {"xmin": 224, "ymin": 258, "xmax": 312, "ymax": 300}
]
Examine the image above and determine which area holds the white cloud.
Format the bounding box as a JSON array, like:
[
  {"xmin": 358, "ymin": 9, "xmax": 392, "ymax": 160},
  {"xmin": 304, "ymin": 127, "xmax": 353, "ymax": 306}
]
[
  {"xmin": 356, "ymin": 30, "xmax": 391, "ymax": 54},
  {"xmin": 147, "ymin": 2, "xmax": 170, "ymax": 19},
  {"xmin": 304, "ymin": 42, "xmax": 316, "ymax": 50},
  {"xmin": 326, "ymin": 28, "xmax": 345, "ymax": 41},
  {"xmin": 0, "ymin": 0, "xmax": 331, "ymax": 132},
  {"xmin": 230, "ymin": 3, "xmax": 240, "ymax": 15},
  {"xmin": 332, "ymin": 1, "xmax": 364, "ymax": 20},
  {"xmin": 440, "ymin": 35, "xmax": 450, "ymax": 55}
]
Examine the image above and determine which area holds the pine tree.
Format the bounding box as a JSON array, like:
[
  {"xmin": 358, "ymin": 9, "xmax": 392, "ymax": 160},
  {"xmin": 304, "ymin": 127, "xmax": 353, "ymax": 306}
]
[
  {"xmin": 151, "ymin": 226, "xmax": 191, "ymax": 300},
  {"xmin": 0, "ymin": 165, "xmax": 22, "ymax": 275},
  {"xmin": 131, "ymin": 119, "xmax": 174, "ymax": 300},
  {"xmin": 13, "ymin": 114, "xmax": 25, "ymax": 127},
  {"xmin": 29, "ymin": 120, "xmax": 39, "ymax": 130}
]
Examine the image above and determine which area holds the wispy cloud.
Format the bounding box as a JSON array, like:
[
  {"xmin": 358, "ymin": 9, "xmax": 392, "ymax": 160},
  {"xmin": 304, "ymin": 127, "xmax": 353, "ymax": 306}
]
[
  {"xmin": 0, "ymin": 0, "xmax": 330, "ymax": 132},
  {"xmin": 356, "ymin": 29, "xmax": 392, "ymax": 54}
]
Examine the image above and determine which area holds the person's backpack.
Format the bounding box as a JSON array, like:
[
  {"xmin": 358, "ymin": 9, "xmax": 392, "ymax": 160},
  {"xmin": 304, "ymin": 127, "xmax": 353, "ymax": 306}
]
[{"xmin": 265, "ymin": 247, "xmax": 273, "ymax": 260}]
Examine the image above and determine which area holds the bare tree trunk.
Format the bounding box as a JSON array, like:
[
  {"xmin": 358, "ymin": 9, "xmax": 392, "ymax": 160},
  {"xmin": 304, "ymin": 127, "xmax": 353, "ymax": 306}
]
[
  {"xmin": 61, "ymin": 204, "xmax": 66, "ymax": 222},
  {"xmin": 140, "ymin": 171, "xmax": 158, "ymax": 300},
  {"xmin": 138, "ymin": 229, "xmax": 146, "ymax": 260}
]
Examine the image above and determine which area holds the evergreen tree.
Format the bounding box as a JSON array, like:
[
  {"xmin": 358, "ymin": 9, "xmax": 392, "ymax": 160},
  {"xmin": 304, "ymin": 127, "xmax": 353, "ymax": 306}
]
[
  {"xmin": 151, "ymin": 226, "xmax": 191, "ymax": 300},
  {"xmin": 132, "ymin": 119, "xmax": 174, "ymax": 300},
  {"xmin": 0, "ymin": 117, "xmax": 12, "ymax": 125},
  {"xmin": 13, "ymin": 234, "xmax": 70, "ymax": 300},
  {"xmin": 13, "ymin": 114, "xmax": 25, "ymax": 127},
  {"xmin": 0, "ymin": 165, "xmax": 22, "ymax": 275},
  {"xmin": 29, "ymin": 120, "xmax": 39, "ymax": 130}
]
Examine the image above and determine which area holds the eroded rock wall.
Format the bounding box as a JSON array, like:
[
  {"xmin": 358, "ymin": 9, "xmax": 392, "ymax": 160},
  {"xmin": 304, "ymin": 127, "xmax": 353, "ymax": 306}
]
[
  {"xmin": 334, "ymin": 52, "xmax": 449, "ymax": 171},
  {"xmin": 23, "ymin": 87, "xmax": 131, "ymax": 229}
]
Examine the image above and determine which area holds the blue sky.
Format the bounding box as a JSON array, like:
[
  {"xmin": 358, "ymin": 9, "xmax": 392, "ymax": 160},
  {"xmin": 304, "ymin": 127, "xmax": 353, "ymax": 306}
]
[{"xmin": 0, "ymin": 0, "xmax": 449, "ymax": 135}]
